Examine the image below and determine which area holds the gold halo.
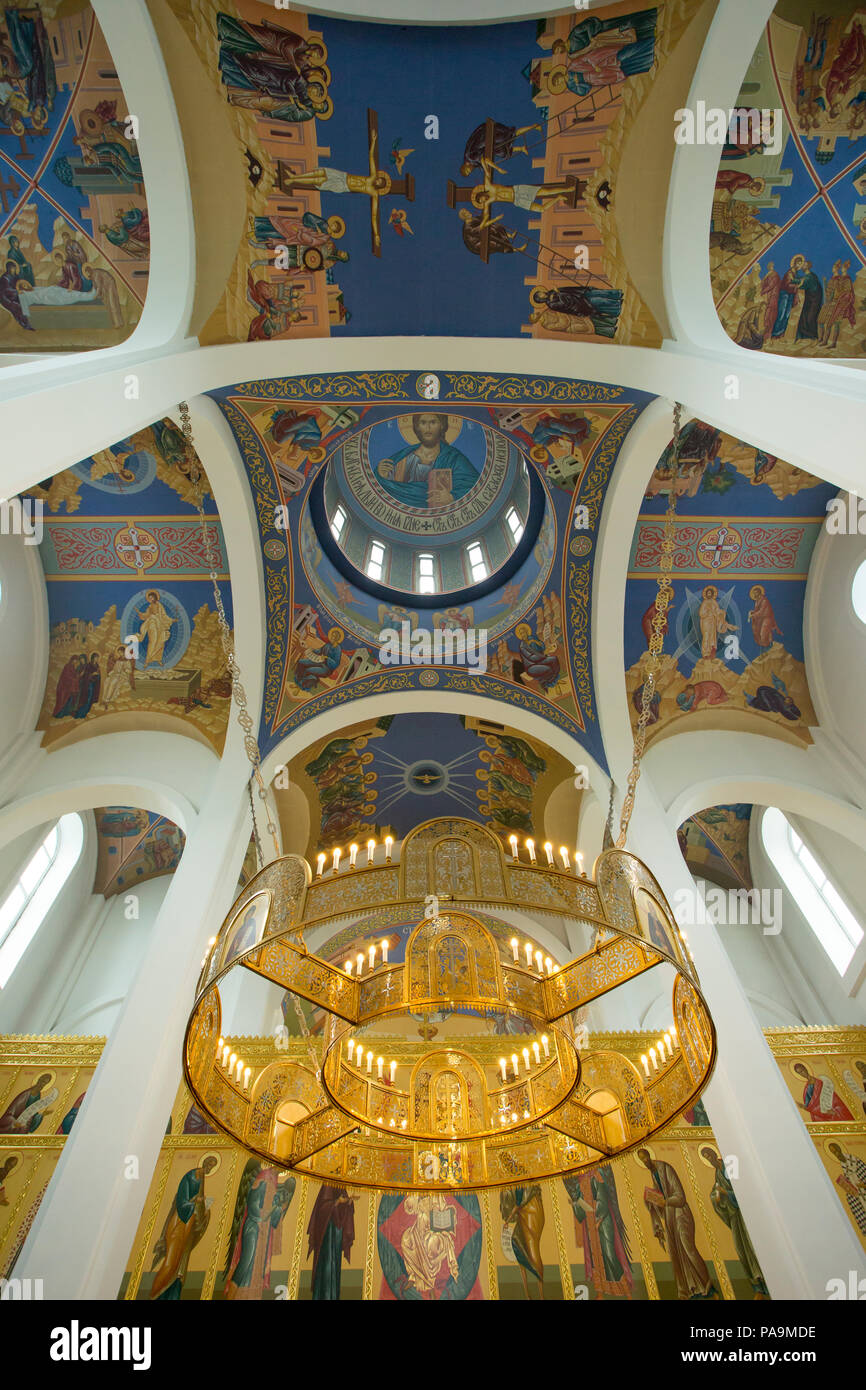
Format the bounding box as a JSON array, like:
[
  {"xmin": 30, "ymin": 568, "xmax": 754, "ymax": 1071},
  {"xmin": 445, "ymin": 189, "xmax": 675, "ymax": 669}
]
[
  {"xmin": 633, "ymin": 1142, "xmax": 656, "ymax": 1167},
  {"xmin": 200, "ymin": 1151, "xmax": 222, "ymax": 1173},
  {"xmin": 397, "ymin": 412, "xmax": 463, "ymax": 446},
  {"xmin": 824, "ymin": 1138, "xmax": 847, "ymax": 1162},
  {"xmin": 315, "ymin": 97, "xmax": 334, "ymax": 121},
  {"xmin": 697, "ymin": 1143, "xmax": 721, "ymax": 1169},
  {"xmin": 749, "ymin": 584, "xmax": 764, "ymax": 600},
  {"xmin": 31, "ymin": 1069, "xmax": 55, "ymax": 1091},
  {"xmin": 326, "ymin": 215, "xmax": 346, "ymax": 239},
  {"xmin": 328, "ymin": 626, "xmax": 344, "ymax": 644},
  {"xmin": 702, "ymin": 585, "xmax": 717, "ymax": 599}
]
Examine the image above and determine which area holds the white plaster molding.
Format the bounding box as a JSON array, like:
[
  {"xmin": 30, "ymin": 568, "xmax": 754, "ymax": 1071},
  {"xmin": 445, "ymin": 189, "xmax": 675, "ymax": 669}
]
[
  {"xmin": 260, "ymin": 688, "xmax": 610, "ymax": 808},
  {"xmin": 664, "ymin": 0, "xmax": 776, "ymax": 351},
  {"xmin": 2, "ymin": 339, "xmax": 865, "ymax": 497},
  {"xmin": 591, "ymin": 395, "xmax": 686, "ymax": 793},
  {"xmin": 646, "ymin": 729, "xmax": 866, "ymax": 844},
  {"xmin": 0, "ymin": 731, "xmax": 219, "ymax": 851}
]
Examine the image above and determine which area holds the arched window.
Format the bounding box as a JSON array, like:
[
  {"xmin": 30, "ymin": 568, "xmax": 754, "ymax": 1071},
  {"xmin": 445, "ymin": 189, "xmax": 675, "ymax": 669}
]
[
  {"xmin": 761, "ymin": 807, "xmax": 863, "ymax": 975},
  {"xmin": 852, "ymin": 557, "xmax": 866, "ymax": 625},
  {"xmin": 0, "ymin": 814, "xmax": 85, "ymax": 988}
]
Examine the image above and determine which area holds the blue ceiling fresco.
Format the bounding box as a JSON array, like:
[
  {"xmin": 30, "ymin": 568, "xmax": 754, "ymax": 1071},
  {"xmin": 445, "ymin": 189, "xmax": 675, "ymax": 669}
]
[
  {"xmin": 711, "ymin": 2, "xmax": 866, "ymax": 359},
  {"xmin": 165, "ymin": 0, "xmax": 704, "ymax": 345},
  {"xmin": 23, "ymin": 420, "xmax": 233, "ymax": 752},
  {"xmin": 289, "ymin": 711, "xmax": 573, "ymax": 858},
  {"xmin": 625, "ymin": 419, "xmax": 837, "ymax": 744},
  {"xmin": 210, "ymin": 368, "xmax": 658, "ymax": 773}
]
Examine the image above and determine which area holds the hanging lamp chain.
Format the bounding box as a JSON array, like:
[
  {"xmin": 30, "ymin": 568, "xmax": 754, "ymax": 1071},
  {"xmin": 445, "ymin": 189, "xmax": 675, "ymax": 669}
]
[
  {"xmin": 616, "ymin": 401, "xmax": 683, "ymax": 850},
  {"xmin": 178, "ymin": 401, "xmax": 280, "ymax": 866}
]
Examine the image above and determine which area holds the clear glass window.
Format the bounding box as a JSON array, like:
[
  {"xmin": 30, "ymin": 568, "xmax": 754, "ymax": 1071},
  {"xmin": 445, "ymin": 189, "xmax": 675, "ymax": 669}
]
[
  {"xmin": 0, "ymin": 815, "xmax": 85, "ymax": 987},
  {"xmin": 331, "ymin": 505, "xmax": 347, "ymax": 542},
  {"xmin": 466, "ymin": 542, "xmax": 487, "ymax": 583},
  {"xmin": 761, "ymin": 807, "xmax": 864, "ymax": 975},
  {"xmin": 366, "ymin": 540, "xmax": 386, "ymax": 582}
]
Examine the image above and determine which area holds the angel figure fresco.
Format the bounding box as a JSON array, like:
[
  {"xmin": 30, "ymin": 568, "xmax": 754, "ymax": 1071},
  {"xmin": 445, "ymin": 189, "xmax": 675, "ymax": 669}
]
[
  {"xmin": 563, "ymin": 1166, "xmax": 634, "ymax": 1299},
  {"xmin": 102, "ymin": 644, "xmax": 136, "ymax": 707},
  {"xmin": 389, "ymin": 138, "xmax": 414, "ymax": 174},
  {"xmin": 637, "ymin": 1147, "xmax": 719, "ymax": 1300},
  {"xmin": 388, "ymin": 208, "xmax": 414, "ymax": 237},
  {"xmin": 149, "ymin": 1154, "xmax": 219, "ymax": 1299},
  {"xmin": 700, "ymin": 1148, "xmax": 768, "ymax": 1298},
  {"xmin": 500, "ymin": 1185, "xmax": 546, "ymax": 1298},
  {"xmin": 223, "ymin": 1159, "xmax": 295, "ymax": 1300}
]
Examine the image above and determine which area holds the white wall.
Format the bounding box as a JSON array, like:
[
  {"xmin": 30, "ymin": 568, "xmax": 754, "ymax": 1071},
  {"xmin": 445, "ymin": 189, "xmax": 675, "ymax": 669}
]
[
  {"xmin": 0, "ymin": 531, "xmax": 48, "ymax": 782},
  {"xmin": 805, "ymin": 505, "xmax": 866, "ymax": 773},
  {"xmin": 52, "ymin": 876, "xmax": 172, "ymax": 1036},
  {"xmin": 749, "ymin": 809, "xmax": 866, "ymax": 1026}
]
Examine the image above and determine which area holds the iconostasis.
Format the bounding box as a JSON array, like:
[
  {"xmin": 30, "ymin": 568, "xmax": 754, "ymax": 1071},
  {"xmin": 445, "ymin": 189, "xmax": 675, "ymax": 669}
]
[{"xmin": 2, "ymin": 1028, "xmax": 864, "ymax": 1299}]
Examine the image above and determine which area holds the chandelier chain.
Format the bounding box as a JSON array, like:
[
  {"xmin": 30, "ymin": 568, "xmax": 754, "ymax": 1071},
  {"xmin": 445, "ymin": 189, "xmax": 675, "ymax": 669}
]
[
  {"xmin": 179, "ymin": 404, "xmax": 320, "ymax": 1076},
  {"xmin": 616, "ymin": 401, "xmax": 683, "ymax": 849},
  {"xmin": 178, "ymin": 402, "xmax": 280, "ymax": 861}
]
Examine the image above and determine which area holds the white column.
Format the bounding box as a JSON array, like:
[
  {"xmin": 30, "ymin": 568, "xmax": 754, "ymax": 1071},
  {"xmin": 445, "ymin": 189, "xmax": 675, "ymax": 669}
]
[
  {"xmin": 15, "ymin": 746, "xmax": 251, "ymax": 1299},
  {"xmin": 627, "ymin": 784, "xmax": 866, "ymax": 1300}
]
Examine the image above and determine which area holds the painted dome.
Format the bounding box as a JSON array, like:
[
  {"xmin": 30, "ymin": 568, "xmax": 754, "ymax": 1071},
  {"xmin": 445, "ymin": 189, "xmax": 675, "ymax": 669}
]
[{"xmin": 314, "ymin": 411, "xmax": 536, "ymax": 599}]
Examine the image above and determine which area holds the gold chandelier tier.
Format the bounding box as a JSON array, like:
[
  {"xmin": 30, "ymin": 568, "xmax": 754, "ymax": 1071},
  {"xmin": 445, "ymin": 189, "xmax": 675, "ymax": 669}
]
[{"xmin": 184, "ymin": 847, "xmax": 716, "ymax": 1192}]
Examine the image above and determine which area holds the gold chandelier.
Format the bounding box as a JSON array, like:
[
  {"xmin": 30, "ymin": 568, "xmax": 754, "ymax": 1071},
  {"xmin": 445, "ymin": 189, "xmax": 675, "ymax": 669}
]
[
  {"xmin": 181, "ymin": 399, "xmax": 716, "ymax": 1191},
  {"xmin": 184, "ymin": 848, "xmax": 714, "ymax": 1191}
]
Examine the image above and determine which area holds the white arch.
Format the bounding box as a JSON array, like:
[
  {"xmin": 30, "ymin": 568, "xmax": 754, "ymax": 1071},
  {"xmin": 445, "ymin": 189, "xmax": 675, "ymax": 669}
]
[
  {"xmin": 644, "ymin": 728, "xmax": 866, "ymax": 851},
  {"xmin": 260, "ymin": 687, "xmax": 609, "ymax": 804},
  {"xmin": 664, "ymin": 0, "xmax": 777, "ymax": 351},
  {"xmin": 3, "ymin": 338, "xmax": 865, "ymax": 498},
  {"xmin": 0, "ymin": 730, "xmax": 218, "ymax": 853},
  {"xmin": 591, "ymin": 394, "xmax": 684, "ymax": 800},
  {"xmin": 0, "ymin": 0, "xmax": 196, "ymax": 381},
  {"xmin": 301, "ymin": 0, "xmax": 587, "ymax": 21}
]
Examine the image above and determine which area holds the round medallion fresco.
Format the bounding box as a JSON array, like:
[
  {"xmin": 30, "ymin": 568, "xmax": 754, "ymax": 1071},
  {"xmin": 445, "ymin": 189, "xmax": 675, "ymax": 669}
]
[{"xmin": 334, "ymin": 412, "xmax": 514, "ymax": 538}]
